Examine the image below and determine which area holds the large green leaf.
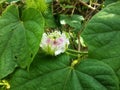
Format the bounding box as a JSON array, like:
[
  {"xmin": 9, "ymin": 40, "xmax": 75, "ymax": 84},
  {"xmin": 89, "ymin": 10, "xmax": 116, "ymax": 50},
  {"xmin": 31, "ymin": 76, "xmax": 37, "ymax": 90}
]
[
  {"xmin": 81, "ymin": 1, "xmax": 120, "ymax": 85},
  {"xmin": 9, "ymin": 54, "xmax": 119, "ymax": 90},
  {"xmin": 0, "ymin": 5, "xmax": 44, "ymax": 79}
]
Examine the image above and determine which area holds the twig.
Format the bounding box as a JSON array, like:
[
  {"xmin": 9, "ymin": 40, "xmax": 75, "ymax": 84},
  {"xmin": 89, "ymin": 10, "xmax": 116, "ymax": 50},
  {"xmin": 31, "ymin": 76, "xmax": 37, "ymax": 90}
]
[
  {"xmin": 67, "ymin": 49, "xmax": 88, "ymax": 54},
  {"xmin": 77, "ymin": 32, "xmax": 81, "ymax": 59},
  {"xmin": 85, "ymin": 3, "xmax": 102, "ymax": 20},
  {"xmin": 79, "ymin": 0, "xmax": 96, "ymax": 10},
  {"xmin": 71, "ymin": 2, "xmax": 77, "ymax": 16}
]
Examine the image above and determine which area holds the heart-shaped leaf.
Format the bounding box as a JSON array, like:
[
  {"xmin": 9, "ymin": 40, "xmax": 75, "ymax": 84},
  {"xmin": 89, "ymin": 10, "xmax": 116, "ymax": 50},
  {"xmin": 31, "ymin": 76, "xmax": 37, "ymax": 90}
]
[
  {"xmin": 9, "ymin": 54, "xmax": 119, "ymax": 90},
  {"xmin": 0, "ymin": 5, "xmax": 44, "ymax": 79},
  {"xmin": 82, "ymin": 1, "xmax": 120, "ymax": 72},
  {"xmin": 81, "ymin": 1, "xmax": 120, "ymax": 86}
]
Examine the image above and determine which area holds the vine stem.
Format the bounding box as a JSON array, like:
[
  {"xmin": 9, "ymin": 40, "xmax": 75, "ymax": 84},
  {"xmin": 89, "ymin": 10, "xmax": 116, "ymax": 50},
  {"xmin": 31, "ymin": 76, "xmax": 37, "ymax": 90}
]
[
  {"xmin": 67, "ymin": 49, "xmax": 88, "ymax": 54},
  {"xmin": 65, "ymin": 52, "xmax": 78, "ymax": 57},
  {"xmin": 77, "ymin": 32, "xmax": 81, "ymax": 60},
  {"xmin": 71, "ymin": 2, "xmax": 77, "ymax": 16}
]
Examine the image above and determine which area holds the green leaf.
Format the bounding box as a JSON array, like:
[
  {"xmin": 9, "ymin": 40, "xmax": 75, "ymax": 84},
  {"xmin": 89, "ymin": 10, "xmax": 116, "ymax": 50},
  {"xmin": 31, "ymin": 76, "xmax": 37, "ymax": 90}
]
[
  {"xmin": 0, "ymin": 5, "xmax": 44, "ymax": 79},
  {"xmin": 44, "ymin": 7, "xmax": 57, "ymax": 28},
  {"xmin": 81, "ymin": 1, "xmax": 120, "ymax": 85},
  {"xmin": 117, "ymin": 70, "xmax": 120, "ymax": 87},
  {"xmin": 9, "ymin": 54, "xmax": 119, "ymax": 90},
  {"xmin": 0, "ymin": 0, "xmax": 5, "ymax": 4},
  {"xmin": 26, "ymin": 0, "xmax": 48, "ymax": 13},
  {"xmin": 6, "ymin": 0, "xmax": 20, "ymax": 3},
  {"xmin": 60, "ymin": 4, "xmax": 75, "ymax": 9},
  {"xmin": 82, "ymin": 0, "xmax": 89, "ymax": 2},
  {"xmin": 60, "ymin": 14, "xmax": 84, "ymax": 32},
  {"xmin": 104, "ymin": 0, "xmax": 118, "ymax": 6},
  {"xmin": 45, "ymin": 0, "xmax": 52, "ymax": 3}
]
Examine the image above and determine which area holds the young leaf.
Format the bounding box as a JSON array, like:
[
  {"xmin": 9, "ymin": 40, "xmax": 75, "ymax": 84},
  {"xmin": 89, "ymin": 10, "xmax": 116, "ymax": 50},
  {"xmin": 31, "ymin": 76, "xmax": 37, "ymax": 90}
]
[
  {"xmin": 9, "ymin": 54, "xmax": 119, "ymax": 90},
  {"xmin": 60, "ymin": 14, "xmax": 84, "ymax": 32},
  {"xmin": 0, "ymin": 5, "xmax": 44, "ymax": 79},
  {"xmin": 26, "ymin": 0, "xmax": 48, "ymax": 13}
]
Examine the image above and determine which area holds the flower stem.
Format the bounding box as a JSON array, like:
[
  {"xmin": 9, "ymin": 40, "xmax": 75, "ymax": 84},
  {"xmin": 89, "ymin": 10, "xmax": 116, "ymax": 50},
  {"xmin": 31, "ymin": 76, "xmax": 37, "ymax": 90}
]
[
  {"xmin": 0, "ymin": 83, "xmax": 4, "ymax": 85},
  {"xmin": 65, "ymin": 52, "xmax": 78, "ymax": 57},
  {"xmin": 67, "ymin": 48, "xmax": 88, "ymax": 54}
]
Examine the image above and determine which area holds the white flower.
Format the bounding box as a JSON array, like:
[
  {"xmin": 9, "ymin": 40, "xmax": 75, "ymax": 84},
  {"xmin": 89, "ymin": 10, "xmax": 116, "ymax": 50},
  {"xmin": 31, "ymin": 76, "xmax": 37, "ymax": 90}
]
[{"xmin": 40, "ymin": 31, "xmax": 69, "ymax": 56}]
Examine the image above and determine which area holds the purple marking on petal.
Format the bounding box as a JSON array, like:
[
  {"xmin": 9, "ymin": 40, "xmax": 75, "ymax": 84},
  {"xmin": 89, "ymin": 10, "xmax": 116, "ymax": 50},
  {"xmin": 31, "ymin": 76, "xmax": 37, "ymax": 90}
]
[
  {"xmin": 58, "ymin": 38, "xmax": 64, "ymax": 43},
  {"xmin": 46, "ymin": 38, "xmax": 51, "ymax": 44}
]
